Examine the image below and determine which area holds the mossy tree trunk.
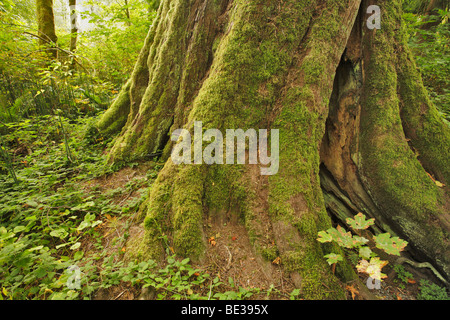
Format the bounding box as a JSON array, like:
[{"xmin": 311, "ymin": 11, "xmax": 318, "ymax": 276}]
[
  {"xmin": 98, "ymin": 0, "xmax": 450, "ymax": 298},
  {"xmin": 36, "ymin": 0, "xmax": 58, "ymax": 59}
]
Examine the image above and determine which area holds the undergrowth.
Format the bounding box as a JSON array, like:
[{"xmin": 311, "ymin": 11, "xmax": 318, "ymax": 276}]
[{"xmin": 0, "ymin": 116, "xmax": 291, "ymax": 300}]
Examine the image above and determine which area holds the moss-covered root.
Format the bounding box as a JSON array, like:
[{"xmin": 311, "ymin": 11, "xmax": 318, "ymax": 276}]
[
  {"xmin": 96, "ymin": 79, "xmax": 131, "ymax": 136},
  {"xmin": 96, "ymin": 5, "xmax": 161, "ymax": 137},
  {"xmin": 396, "ymin": 43, "xmax": 450, "ymax": 186},
  {"xmin": 126, "ymin": 160, "xmax": 207, "ymax": 262},
  {"xmin": 359, "ymin": 0, "xmax": 449, "ymax": 280},
  {"xmin": 106, "ymin": 0, "xmax": 226, "ymax": 164}
]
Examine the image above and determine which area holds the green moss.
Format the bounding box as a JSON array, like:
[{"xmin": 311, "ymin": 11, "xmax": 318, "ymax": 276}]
[
  {"xmin": 260, "ymin": 245, "xmax": 279, "ymax": 262},
  {"xmin": 171, "ymin": 164, "xmax": 207, "ymax": 258},
  {"xmin": 96, "ymin": 79, "xmax": 131, "ymax": 136},
  {"xmin": 395, "ymin": 28, "xmax": 450, "ymax": 185}
]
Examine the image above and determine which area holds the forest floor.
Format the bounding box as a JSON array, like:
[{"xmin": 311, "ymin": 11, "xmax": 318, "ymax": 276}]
[{"xmin": 0, "ymin": 116, "xmax": 446, "ymax": 300}]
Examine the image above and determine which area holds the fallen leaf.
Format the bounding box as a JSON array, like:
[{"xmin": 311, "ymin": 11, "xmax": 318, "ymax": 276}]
[
  {"xmin": 435, "ymin": 180, "xmax": 445, "ymax": 188},
  {"xmin": 272, "ymin": 257, "xmax": 281, "ymax": 265},
  {"xmin": 407, "ymin": 279, "xmax": 416, "ymax": 284},
  {"xmin": 121, "ymin": 247, "xmax": 126, "ymax": 252},
  {"xmin": 169, "ymin": 247, "xmax": 175, "ymax": 254},
  {"xmin": 346, "ymin": 285, "xmax": 359, "ymax": 300},
  {"xmin": 208, "ymin": 237, "xmax": 216, "ymax": 246},
  {"xmin": 427, "ymin": 172, "xmax": 445, "ymax": 187},
  {"xmin": 396, "ymin": 294, "xmax": 402, "ymax": 300},
  {"xmin": 232, "ymin": 236, "xmax": 237, "ymax": 241}
]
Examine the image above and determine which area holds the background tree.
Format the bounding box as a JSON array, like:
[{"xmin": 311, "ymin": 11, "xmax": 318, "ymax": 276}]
[
  {"xmin": 69, "ymin": 0, "xmax": 77, "ymax": 54},
  {"xmin": 36, "ymin": 0, "xmax": 58, "ymax": 59}
]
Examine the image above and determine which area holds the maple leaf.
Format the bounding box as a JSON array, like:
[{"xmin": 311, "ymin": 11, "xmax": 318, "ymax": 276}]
[
  {"xmin": 317, "ymin": 226, "xmax": 359, "ymax": 249},
  {"xmin": 324, "ymin": 253, "xmax": 343, "ymax": 265},
  {"xmin": 346, "ymin": 285, "xmax": 359, "ymax": 300},
  {"xmin": 356, "ymin": 257, "xmax": 388, "ymax": 281},
  {"xmin": 317, "ymin": 230, "xmax": 333, "ymax": 243},
  {"xmin": 359, "ymin": 246, "xmax": 373, "ymax": 260},
  {"xmin": 346, "ymin": 213, "xmax": 375, "ymax": 231},
  {"xmin": 353, "ymin": 236, "xmax": 370, "ymax": 247},
  {"xmin": 332, "ymin": 225, "xmax": 355, "ymax": 248},
  {"xmin": 373, "ymin": 233, "xmax": 408, "ymax": 256}
]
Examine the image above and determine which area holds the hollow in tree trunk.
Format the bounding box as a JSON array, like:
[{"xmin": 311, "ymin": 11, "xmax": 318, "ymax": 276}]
[{"xmin": 98, "ymin": 0, "xmax": 450, "ymax": 299}]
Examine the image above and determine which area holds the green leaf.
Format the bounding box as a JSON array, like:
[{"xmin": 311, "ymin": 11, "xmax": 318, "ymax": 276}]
[
  {"xmin": 50, "ymin": 228, "xmax": 68, "ymax": 239},
  {"xmin": 373, "ymin": 233, "xmax": 408, "ymax": 256},
  {"xmin": 330, "ymin": 226, "xmax": 355, "ymax": 249},
  {"xmin": 317, "ymin": 230, "xmax": 333, "ymax": 243},
  {"xmin": 228, "ymin": 277, "xmax": 235, "ymax": 287},
  {"xmin": 324, "ymin": 253, "xmax": 343, "ymax": 265},
  {"xmin": 359, "ymin": 247, "xmax": 372, "ymax": 260},
  {"xmin": 34, "ymin": 267, "xmax": 47, "ymax": 279},
  {"xmin": 28, "ymin": 245, "xmax": 44, "ymax": 252},
  {"xmin": 13, "ymin": 226, "xmax": 26, "ymax": 233},
  {"xmin": 74, "ymin": 251, "xmax": 84, "ymax": 260},
  {"xmin": 70, "ymin": 242, "xmax": 81, "ymax": 250},
  {"xmin": 346, "ymin": 213, "xmax": 375, "ymax": 230},
  {"xmin": 353, "ymin": 236, "xmax": 369, "ymax": 246},
  {"xmin": 77, "ymin": 221, "xmax": 90, "ymax": 231}
]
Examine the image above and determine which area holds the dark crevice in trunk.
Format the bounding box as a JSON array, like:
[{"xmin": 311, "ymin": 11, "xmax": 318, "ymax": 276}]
[{"xmin": 320, "ymin": 29, "xmax": 449, "ymax": 285}]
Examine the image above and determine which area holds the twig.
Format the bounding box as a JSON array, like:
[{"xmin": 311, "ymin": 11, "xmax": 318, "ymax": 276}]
[
  {"xmin": 224, "ymin": 245, "xmax": 232, "ymax": 270},
  {"xmin": 22, "ymin": 31, "xmax": 91, "ymax": 73},
  {"xmin": 112, "ymin": 290, "xmax": 126, "ymax": 300}
]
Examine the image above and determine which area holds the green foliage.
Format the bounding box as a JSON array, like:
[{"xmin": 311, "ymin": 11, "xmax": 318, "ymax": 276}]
[
  {"xmin": 323, "ymin": 253, "xmax": 344, "ymax": 265},
  {"xmin": 417, "ymin": 279, "xmax": 449, "ymax": 300},
  {"xmin": 402, "ymin": 7, "xmax": 450, "ymax": 121},
  {"xmin": 76, "ymin": 0, "xmax": 155, "ymax": 86},
  {"xmin": 393, "ymin": 264, "xmax": 414, "ymax": 289},
  {"xmin": 317, "ymin": 213, "xmax": 408, "ymax": 281},
  {"xmin": 0, "ymin": 115, "xmax": 122, "ymax": 299},
  {"xmin": 0, "ymin": 0, "xmax": 156, "ymax": 124},
  {"xmin": 0, "ymin": 116, "xmax": 276, "ymax": 300}
]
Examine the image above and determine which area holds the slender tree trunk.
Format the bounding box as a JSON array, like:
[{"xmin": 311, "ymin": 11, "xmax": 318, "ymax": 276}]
[
  {"xmin": 36, "ymin": 0, "xmax": 58, "ymax": 59},
  {"xmin": 98, "ymin": 0, "xmax": 450, "ymax": 298},
  {"xmin": 124, "ymin": 0, "xmax": 132, "ymax": 26},
  {"xmin": 69, "ymin": 0, "xmax": 78, "ymax": 54}
]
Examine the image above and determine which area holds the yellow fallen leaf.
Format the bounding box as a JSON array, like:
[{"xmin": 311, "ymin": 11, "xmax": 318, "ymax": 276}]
[{"xmin": 435, "ymin": 180, "xmax": 445, "ymax": 188}]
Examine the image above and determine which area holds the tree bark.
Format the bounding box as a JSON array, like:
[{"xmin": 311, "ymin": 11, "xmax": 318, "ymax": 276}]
[
  {"xmin": 69, "ymin": 0, "xmax": 78, "ymax": 54},
  {"xmin": 98, "ymin": 0, "xmax": 450, "ymax": 298},
  {"xmin": 36, "ymin": 0, "xmax": 58, "ymax": 59}
]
